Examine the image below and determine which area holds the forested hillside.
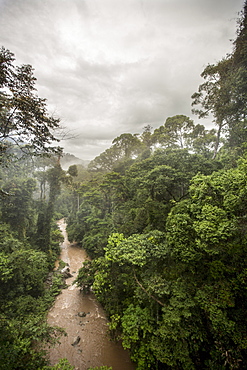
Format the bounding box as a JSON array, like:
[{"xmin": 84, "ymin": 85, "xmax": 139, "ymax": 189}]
[
  {"xmin": 1, "ymin": 1, "xmax": 247, "ymax": 369},
  {"xmin": 0, "ymin": 47, "xmax": 78, "ymax": 369},
  {"xmin": 67, "ymin": 3, "xmax": 247, "ymax": 369}
]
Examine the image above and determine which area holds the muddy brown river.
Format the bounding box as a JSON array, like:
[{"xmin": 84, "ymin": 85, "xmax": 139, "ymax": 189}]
[{"xmin": 47, "ymin": 219, "xmax": 136, "ymax": 370}]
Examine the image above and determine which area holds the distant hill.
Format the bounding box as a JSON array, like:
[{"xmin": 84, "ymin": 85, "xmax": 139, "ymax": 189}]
[{"xmin": 60, "ymin": 153, "xmax": 90, "ymax": 170}]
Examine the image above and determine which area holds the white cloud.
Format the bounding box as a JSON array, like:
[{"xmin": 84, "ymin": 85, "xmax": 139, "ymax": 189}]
[{"xmin": 0, "ymin": 0, "xmax": 244, "ymax": 159}]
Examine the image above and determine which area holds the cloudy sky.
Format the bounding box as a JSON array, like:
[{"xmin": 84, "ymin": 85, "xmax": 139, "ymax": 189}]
[{"xmin": 0, "ymin": 0, "xmax": 244, "ymax": 160}]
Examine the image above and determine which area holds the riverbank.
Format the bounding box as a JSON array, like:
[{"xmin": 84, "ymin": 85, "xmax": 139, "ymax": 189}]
[{"xmin": 47, "ymin": 219, "xmax": 135, "ymax": 370}]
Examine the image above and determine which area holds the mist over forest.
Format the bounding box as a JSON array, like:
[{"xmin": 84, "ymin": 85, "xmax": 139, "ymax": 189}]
[{"xmin": 1, "ymin": 1, "xmax": 247, "ymax": 369}]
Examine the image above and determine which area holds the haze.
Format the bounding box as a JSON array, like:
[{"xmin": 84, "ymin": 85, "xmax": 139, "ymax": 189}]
[{"xmin": 0, "ymin": 0, "xmax": 244, "ymax": 160}]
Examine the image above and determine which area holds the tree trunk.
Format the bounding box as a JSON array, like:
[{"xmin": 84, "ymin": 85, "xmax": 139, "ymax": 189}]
[{"xmin": 212, "ymin": 120, "xmax": 223, "ymax": 159}]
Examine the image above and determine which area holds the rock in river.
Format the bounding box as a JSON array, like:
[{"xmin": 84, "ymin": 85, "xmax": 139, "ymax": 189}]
[
  {"xmin": 61, "ymin": 265, "xmax": 73, "ymax": 279},
  {"xmin": 78, "ymin": 311, "xmax": 87, "ymax": 317},
  {"xmin": 71, "ymin": 336, "xmax": 81, "ymax": 346}
]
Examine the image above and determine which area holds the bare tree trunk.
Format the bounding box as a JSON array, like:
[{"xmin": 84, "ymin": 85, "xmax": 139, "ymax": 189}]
[
  {"xmin": 213, "ymin": 120, "xmax": 223, "ymax": 159},
  {"xmin": 77, "ymin": 193, "xmax": 80, "ymax": 211}
]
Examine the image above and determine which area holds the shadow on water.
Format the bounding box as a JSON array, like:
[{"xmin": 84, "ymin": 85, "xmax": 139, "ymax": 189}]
[{"xmin": 47, "ymin": 219, "xmax": 136, "ymax": 370}]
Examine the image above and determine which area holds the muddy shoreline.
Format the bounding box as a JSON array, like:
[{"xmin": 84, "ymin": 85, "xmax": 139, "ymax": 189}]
[{"xmin": 47, "ymin": 219, "xmax": 135, "ymax": 370}]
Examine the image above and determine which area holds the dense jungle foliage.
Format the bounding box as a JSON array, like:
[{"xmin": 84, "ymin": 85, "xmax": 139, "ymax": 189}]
[
  {"xmin": 0, "ymin": 2, "xmax": 247, "ymax": 369},
  {"xmin": 68, "ymin": 4, "xmax": 247, "ymax": 369},
  {"xmin": 0, "ymin": 47, "xmax": 76, "ymax": 369}
]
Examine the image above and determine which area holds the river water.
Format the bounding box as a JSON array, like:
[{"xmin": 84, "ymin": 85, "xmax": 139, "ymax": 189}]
[{"xmin": 47, "ymin": 219, "xmax": 136, "ymax": 370}]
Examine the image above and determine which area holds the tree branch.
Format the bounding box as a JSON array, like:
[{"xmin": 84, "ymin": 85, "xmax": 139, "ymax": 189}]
[{"xmin": 133, "ymin": 269, "xmax": 165, "ymax": 307}]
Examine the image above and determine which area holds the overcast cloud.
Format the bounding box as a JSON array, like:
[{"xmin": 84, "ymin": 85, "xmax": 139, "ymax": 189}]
[{"xmin": 0, "ymin": 0, "xmax": 244, "ymax": 160}]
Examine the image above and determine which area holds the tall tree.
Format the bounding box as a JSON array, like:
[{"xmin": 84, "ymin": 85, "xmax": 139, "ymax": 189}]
[
  {"xmin": 1, "ymin": 178, "xmax": 37, "ymax": 239},
  {"xmin": 88, "ymin": 133, "xmax": 142, "ymax": 173},
  {"xmin": 36, "ymin": 162, "xmax": 66, "ymax": 253},
  {"xmin": 187, "ymin": 124, "xmax": 216, "ymax": 156},
  {"xmin": 152, "ymin": 115, "xmax": 195, "ymax": 149},
  {"xmin": 88, "ymin": 146, "xmax": 122, "ymax": 172},
  {"xmin": 140, "ymin": 124, "xmax": 153, "ymax": 151},
  {"xmin": 191, "ymin": 59, "xmax": 233, "ymax": 158},
  {"xmin": 0, "ymin": 47, "xmax": 61, "ymax": 165},
  {"xmin": 230, "ymin": 0, "xmax": 247, "ymax": 121},
  {"xmin": 112, "ymin": 133, "xmax": 142, "ymax": 158},
  {"xmin": 192, "ymin": 1, "xmax": 247, "ymax": 158}
]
